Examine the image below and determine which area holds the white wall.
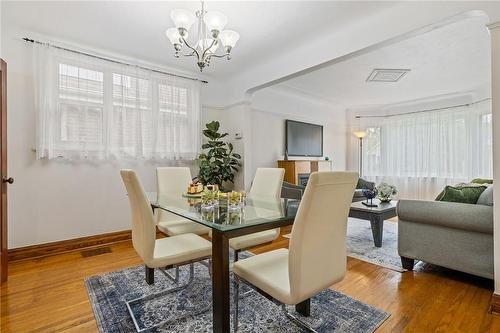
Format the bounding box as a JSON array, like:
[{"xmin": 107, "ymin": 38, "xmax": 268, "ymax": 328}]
[
  {"xmin": 203, "ymin": 86, "xmax": 349, "ymax": 192},
  {"xmin": 2, "ymin": 27, "xmax": 223, "ymax": 248},
  {"xmin": 246, "ymin": 87, "xmax": 348, "ymax": 188},
  {"xmin": 490, "ymin": 22, "xmax": 500, "ymax": 294}
]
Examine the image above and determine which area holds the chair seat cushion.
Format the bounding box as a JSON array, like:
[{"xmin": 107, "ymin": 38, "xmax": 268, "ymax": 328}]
[
  {"xmin": 229, "ymin": 229, "xmax": 280, "ymax": 250},
  {"xmin": 158, "ymin": 217, "xmax": 210, "ymax": 236},
  {"xmin": 233, "ymin": 248, "xmax": 293, "ymax": 304},
  {"xmin": 149, "ymin": 233, "xmax": 212, "ymax": 268}
]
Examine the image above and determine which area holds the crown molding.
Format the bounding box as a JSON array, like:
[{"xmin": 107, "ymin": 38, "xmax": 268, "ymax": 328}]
[
  {"xmin": 202, "ymin": 100, "xmax": 251, "ymax": 111},
  {"xmin": 250, "ymin": 106, "xmax": 337, "ymax": 123},
  {"xmin": 346, "ymin": 89, "xmax": 488, "ymax": 119},
  {"xmin": 488, "ymin": 21, "xmax": 500, "ymax": 30}
]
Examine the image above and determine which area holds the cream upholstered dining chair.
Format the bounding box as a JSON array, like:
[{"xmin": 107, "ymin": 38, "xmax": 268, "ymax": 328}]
[
  {"xmin": 156, "ymin": 167, "xmax": 210, "ymax": 236},
  {"xmin": 210, "ymin": 167, "xmax": 285, "ymax": 261},
  {"xmin": 232, "ymin": 171, "xmax": 358, "ymax": 332},
  {"xmin": 120, "ymin": 170, "xmax": 212, "ymax": 331}
]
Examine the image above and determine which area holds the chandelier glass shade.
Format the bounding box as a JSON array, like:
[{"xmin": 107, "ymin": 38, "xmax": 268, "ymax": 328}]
[{"xmin": 166, "ymin": 1, "xmax": 240, "ymax": 72}]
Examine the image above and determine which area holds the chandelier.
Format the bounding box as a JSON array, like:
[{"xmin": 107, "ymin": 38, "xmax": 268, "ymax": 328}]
[{"xmin": 165, "ymin": 1, "xmax": 240, "ymax": 72}]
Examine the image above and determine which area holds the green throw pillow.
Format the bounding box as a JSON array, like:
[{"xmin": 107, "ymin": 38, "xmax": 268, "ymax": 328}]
[
  {"xmin": 471, "ymin": 178, "xmax": 493, "ymax": 184},
  {"xmin": 436, "ymin": 183, "xmax": 487, "ymax": 204}
]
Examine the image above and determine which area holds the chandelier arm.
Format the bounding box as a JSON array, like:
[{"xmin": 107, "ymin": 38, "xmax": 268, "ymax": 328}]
[
  {"xmin": 209, "ymin": 53, "xmax": 230, "ymax": 58},
  {"xmin": 181, "ymin": 37, "xmax": 202, "ymax": 61},
  {"xmin": 201, "ymin": 38, "xmax": 218, "ymax": 62},
  {"xmin": 182, "ymin": 51, "xmax": 197, "ymax": 57}
]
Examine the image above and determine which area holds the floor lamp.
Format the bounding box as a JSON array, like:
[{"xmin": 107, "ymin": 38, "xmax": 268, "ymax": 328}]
[{"xmin": 353, "ymin": 131, "xmax": 367, "ymax": 177}]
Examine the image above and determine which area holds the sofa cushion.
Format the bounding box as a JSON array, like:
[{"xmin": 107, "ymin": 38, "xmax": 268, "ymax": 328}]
[
  {"xmin": 436, "ymin": 183, "xmax": 487, "ymax": 204},
  {"xmin": 477, "ymin": 185, "xmax": 493, "ymax": 206},
  {"xmin": 471, "ymin": 178, "xmax": 493, "ymax": 184},
  {"xmin": 356, "ymin": 178, "xmax": 374, "ymax": 190}
]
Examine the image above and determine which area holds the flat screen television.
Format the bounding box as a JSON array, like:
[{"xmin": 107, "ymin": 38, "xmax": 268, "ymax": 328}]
[{"xmin": 285, "ymin": 120, "xmax": 323, "ymax": 157}]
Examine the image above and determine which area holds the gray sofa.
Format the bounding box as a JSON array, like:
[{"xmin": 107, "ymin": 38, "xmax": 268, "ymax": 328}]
[
  {"xmin": 281, "ymin": 178, "xmax": 375, "ymax": 202},
  {"xmin": 352, "ymin": 178, "xmax": 375, "ymax": 202},
  {"xmin": 397, "ymin": 199, "xmax": 493, "ymax": 279}
]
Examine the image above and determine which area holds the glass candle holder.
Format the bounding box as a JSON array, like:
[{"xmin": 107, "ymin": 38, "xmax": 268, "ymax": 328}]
[
  {"xmin": 227, "ymin": 210, "xmax": 242, "ymax": 225},
  {"xmin": 227, "ymin": 191, "xmax": 241, "ymax": 212},
  {"xmin": 213, "ymin": 190, "xmax": 220, "ymax": 207},
  {"xmin": 239, "ymin": 191, "xmax": 247, "ymax": 207},
  {"xmin": 201, "ymin": 190, "xmax": 215, "ymax": 210}
]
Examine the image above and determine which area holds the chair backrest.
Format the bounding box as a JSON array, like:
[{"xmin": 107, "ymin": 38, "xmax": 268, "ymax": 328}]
[
  {"xmin": 288, "ymin": 171, "xmax": 358, "ymax": 303},
  {"xmin": 120, "ymin": 169, "xmax": 156, "ymax": 265},
  {"xmin": 156, "ymin": 167, "xmax": 192, "ymax": 195},
  {"xmin": 156, "ymin": 167, "xmax": 192, "ymax": 222},
  {"xmin": 249, "ymin": 168, "xmax": 285, "ymax": 198}
]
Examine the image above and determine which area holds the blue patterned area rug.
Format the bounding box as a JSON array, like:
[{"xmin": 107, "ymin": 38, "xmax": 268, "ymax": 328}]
[
  {"xmin": 85, "ymin": 252, "xmax": 389, "ymax": 332},
  {"xmin": 346, "ymin": 218, "xmax": 405, "ymax": 272}
]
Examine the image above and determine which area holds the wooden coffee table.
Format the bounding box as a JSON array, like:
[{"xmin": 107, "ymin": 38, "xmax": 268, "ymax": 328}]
[{"xmin": 349, "ymin": 199, "xmax": 398, "ymax": 247}]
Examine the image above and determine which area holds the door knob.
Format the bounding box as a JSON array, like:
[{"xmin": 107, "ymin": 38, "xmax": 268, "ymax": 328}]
[{"xmin": 2, "ymin": 177, "xmax": 13, "ymax": 184}]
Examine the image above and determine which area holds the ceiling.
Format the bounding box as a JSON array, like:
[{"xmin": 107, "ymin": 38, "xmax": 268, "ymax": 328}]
[
  {"xmin": 275, "ymin": 15, "xmax": 491, "ymax": 108},
  {"xmin": 2, "ymin": 1, "xmax": 399, "ymax": 80}
]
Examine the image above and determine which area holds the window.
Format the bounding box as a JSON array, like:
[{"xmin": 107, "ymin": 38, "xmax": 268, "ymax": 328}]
[
  {"xmin": 34, "ymin": 44, "xmax": 201, "ymax": 160},
  {"xmin": 360, "ymin": 101, "xmax": 492, "ymax": 199},
  {"xmin": 58, "ymin": 64, "xmax": 104, "ymax": 147},
  {"xmin": 111, "ymin": 73, "xmax": 152, "ymax": 155},
  {"xmin": 479, "ymin": 113, "xmax": 493, "ymax": 177},
  {"xmin": 362, "ymin": 127, "xmax": 380, "ymax": 177}
]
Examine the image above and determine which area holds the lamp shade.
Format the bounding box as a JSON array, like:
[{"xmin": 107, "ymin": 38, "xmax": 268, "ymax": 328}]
[
  {"xmin": 353, "ymin": 131, "xmax": 368, "ymax": 139},
  {"xmin": 219, "ymin": 30, "xmax": 240, "ymax": 48},
  {"xmin": 165, "ymin": 28, "xmax": 182, "ymax": 45},
  {"xmin": 203, "ymin": 11, "xmax": 228, "ymax": 33},
  {"xmin": 171, "ymin": 9, "xmax": 196, "ymax": 31}
]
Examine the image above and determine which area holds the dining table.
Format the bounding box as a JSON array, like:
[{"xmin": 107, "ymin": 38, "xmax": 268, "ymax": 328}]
[{"xmin": 148, "ymin": 192, "xmax": 300, "ymax": 332}]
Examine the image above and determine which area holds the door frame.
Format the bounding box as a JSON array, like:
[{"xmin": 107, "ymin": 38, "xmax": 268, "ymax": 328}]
[{"xmin": 1, "ymin": 59, "xmax": 7, "ymax": 283}]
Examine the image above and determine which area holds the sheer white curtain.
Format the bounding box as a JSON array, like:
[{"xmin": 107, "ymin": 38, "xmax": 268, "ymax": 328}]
[
  {"xmin": 361, "ymin": 100, "xmax": 492, "ymax": 200},
  {"xmin": 33, "ymin": 43, "xmax": 201, "ymax": 160}
]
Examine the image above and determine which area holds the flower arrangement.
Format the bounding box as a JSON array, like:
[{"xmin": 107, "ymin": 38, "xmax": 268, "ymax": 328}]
[{"xmin": 376, "ymin": 183, "xmax": 398, "ymax": 203}]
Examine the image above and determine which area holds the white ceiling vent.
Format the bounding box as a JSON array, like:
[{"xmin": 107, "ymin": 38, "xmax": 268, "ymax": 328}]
[{"xmin": 366, "ymin": 68, "xmax": 410, "ymax": 82}]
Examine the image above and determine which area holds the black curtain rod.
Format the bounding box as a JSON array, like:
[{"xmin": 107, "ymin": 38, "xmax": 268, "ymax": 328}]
[
  {"xmin": 355, "ymin": 97, "xmax": 491, "ymax": 119},
  {"xmin": 22, "ymin": 37, "xmax": 208, "ymax": 84}
]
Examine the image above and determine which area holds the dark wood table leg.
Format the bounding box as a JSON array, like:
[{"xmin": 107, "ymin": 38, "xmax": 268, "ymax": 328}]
[
  {"xmin": 369, "ymin": 215, "xmax": 384, "ymax": 247},
  {"xmin": 145, "ymin": 265, "xmax": 154, "ymax": 285},
  {"xmin": 295, "ymin": 298, "xmax": 310, "ymax": 316},
  {"xmin": 212, "ymin": 229, "xmax": 230, "ymax": 332}
]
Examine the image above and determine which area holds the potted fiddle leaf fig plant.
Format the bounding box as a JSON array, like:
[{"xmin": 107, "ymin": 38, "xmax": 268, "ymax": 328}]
[{"xmin": 196, "ymin": 121, "xmax": 241, "ymax": 190}]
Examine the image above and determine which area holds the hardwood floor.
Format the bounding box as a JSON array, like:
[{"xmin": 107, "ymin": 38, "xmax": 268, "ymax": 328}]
[{"xmin": 1, "ymin": 227, "xmax": 499, "ymax": 332}]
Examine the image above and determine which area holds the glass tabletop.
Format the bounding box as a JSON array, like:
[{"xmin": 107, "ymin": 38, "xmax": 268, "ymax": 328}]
[{"xmin": 147, "ymin": 192, "xmax": 300, "ymax": 232}]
